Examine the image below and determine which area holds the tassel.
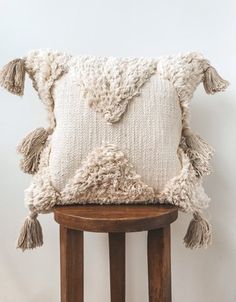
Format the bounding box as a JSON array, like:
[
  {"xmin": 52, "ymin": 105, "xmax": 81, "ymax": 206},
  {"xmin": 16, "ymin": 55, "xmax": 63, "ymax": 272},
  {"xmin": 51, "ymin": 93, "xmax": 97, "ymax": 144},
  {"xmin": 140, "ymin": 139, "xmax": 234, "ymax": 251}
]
[
  {"xmin": 182, "ymin": 129, "xmax": 214, "ymax": 177},
  {"xmin": 0, "ymin": 58, "xmax": 25, "ymax": 96},
  {"xmin": 203, "ymin": 65, "xmax": 229, "ymax": 94},
  {"xmin": 184, "ymin": 211, "xmax": 212, "ymax": 249},
  {"xmin": 17, "ymin": 127, "xmax": 50, "ymax": 174},
  {"xmin": 16, "ymin": 212, "xmax": 43, "ymax": 251}
]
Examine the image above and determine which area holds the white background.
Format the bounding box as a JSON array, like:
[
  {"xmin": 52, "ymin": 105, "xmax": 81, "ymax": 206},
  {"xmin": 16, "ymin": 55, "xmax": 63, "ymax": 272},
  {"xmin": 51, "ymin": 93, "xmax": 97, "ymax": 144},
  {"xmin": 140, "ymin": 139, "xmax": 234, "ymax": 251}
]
[{"xmin": 0, "ymin": 1, "xmax": 235, "ymax": 301}]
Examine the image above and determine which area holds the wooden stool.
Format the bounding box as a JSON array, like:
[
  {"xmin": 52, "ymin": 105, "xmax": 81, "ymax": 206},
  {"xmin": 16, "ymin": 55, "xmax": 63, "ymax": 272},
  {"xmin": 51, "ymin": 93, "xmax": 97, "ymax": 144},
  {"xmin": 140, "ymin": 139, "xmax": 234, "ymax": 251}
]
[{"xmin": 54, "ymin": 205, "xmax": 178, "ymax": 302}]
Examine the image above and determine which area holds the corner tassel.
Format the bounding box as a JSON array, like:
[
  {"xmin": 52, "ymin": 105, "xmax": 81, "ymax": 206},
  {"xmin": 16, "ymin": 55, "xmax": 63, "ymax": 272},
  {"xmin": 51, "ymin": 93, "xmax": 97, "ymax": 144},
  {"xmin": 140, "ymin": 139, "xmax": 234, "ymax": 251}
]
[
  {"xmin": 184, "ymin": 212, "xmax": 212, "ymax": 249},
  {"xmin": 17, "ymin": 127, "xmax": 50, "ymax": 174},
  {"xmin": 203, "ymin": 65, "xmax": 229, "ymax": 94},
  {"xmin": 182, "ymin": 129, "xmax": 214, "ymax": 177},
  {"xmin": 0, "ymin": 58, "xmax": 25, "ymax": 96},
  {"xmin": 16, "ymin": 212, "xmax": 43, "ymax": 251}
]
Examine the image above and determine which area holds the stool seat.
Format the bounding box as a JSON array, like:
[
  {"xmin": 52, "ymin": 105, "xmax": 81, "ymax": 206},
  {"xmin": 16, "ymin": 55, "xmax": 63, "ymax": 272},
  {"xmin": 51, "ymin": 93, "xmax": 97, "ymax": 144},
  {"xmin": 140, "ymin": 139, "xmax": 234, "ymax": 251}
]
[{"xmin": 54, "ymin": 204, "xmax": 178, "ymax": 233}]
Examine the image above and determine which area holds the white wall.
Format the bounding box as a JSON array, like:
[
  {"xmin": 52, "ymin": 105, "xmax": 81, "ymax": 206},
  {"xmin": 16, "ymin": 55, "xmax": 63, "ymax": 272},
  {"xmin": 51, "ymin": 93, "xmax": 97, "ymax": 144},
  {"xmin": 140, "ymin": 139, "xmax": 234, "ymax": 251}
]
[{"xmin": 0, "ymin": 1, "xmax": 235, "ymax": 301}]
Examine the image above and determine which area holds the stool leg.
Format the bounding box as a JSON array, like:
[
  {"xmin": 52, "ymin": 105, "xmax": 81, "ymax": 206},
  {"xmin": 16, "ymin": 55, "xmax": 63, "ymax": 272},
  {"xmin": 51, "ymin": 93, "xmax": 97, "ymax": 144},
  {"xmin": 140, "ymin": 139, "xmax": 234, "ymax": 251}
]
[
  {"xmin": 109, "ymin": 232, "xmax": 125, "ymax": 302},
  {"xmin": 60, "ymin": 226, "xmax": 84, "ymax": 302},
  {"xmin": 147, "ymin": 226, "xmax": 171, "ymax": 302}
]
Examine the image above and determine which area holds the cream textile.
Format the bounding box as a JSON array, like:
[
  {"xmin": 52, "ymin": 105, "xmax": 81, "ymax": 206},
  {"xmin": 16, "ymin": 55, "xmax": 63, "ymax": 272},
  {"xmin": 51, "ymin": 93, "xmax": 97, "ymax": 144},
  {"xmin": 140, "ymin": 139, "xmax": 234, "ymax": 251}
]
[{"xmin": 50, "ymin": 72, "xmax": 182, "ymax": 192}]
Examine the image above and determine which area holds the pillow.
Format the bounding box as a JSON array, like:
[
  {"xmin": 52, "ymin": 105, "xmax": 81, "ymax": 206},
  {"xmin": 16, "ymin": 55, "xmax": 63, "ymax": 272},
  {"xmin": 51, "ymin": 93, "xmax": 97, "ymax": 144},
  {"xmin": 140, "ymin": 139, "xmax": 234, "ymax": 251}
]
[{"xmin": 0, "ymin": 50, "xmax": 229, "ymax": 251}]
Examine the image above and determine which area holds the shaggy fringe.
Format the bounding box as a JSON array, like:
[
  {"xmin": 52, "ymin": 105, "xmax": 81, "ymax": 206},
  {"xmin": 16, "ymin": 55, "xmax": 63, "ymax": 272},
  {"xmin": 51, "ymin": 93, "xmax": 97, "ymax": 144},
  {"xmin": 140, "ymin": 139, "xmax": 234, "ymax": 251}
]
[
  {"xmin": 73, "ymin": 56, "xmax": 157, "ymax": 123},
  {"xmin": 25, "ymin": 50, "xmax": 71, "ymax": 128},
  {"xmin": 26, "ymin": 145, "xmax": 210, "ymax": 212},
  {"xmin": 158, "ymin": 52, "xmax": 229, "ymax": 104},
  {"xmin": 158, "ymin": 52, "xmax": 206, "ymax": 105},
  {"xmin": 24, "ymin": 144, "xmax": 59, "ymax": 214},
  {"xmin": 158, "ymin": 148, "xmax": 210, "ymax": 213},
  {"xmin": 23, "ymin": 144, "xmax": 212, "ymax": 250},
  {"xmin": 181, "ymin": 129, "xmax": 214, "ymax": 177},
  {"xmin": 61, "ymin": 144, "xmax": 155, "ymax": 204}
]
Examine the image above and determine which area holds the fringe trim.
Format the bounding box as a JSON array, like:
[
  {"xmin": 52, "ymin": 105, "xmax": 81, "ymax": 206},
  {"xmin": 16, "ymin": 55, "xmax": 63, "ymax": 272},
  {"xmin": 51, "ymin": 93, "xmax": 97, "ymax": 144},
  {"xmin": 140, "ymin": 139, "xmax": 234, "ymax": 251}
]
[
  {"xmin": 17, "ymin": 127, "xmax": 51, "ymax": 174},
  {"xmin": 159, "ymin": 148, "xmax": 210, "ymax": 213},
  {"xmin": 22, "ymin": 145, "xmax": 211, "ymax": 250},
  {"xmin": 61, "ymin": 144, "xmax": 155, "ymax": 204},
  {"xmin": 24, "ymin": 143, "xmax": 59, "ymax": 214},
  {"xmin": 181, "ymin": 128, "xmax": 214, "ymax": 177},
  {"xmin": 184, "ymin": 211, "xmax": 212, "ymax": 249},
  {"xmin": 25, "ymin": 50, "xmax": 71, "ymax": 129},
  {"xmin": 74, "ymin": 56, "xmax": 157, "ymax": 123},
  {"xmin": 158, "ymin": 52, "xmax": 229, "ymax": 105},
  {"xmin": 0, "ymin": 58, "xmax": 25, "ymax": 96}
]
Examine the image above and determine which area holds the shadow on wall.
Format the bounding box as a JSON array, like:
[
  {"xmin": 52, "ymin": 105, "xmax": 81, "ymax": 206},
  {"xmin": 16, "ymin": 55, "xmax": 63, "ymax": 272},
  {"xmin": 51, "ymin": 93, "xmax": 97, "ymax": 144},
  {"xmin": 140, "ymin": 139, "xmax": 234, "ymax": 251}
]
[{"xmin": 172, "ymin": 91, "xmax": 236, "ymax": 302}]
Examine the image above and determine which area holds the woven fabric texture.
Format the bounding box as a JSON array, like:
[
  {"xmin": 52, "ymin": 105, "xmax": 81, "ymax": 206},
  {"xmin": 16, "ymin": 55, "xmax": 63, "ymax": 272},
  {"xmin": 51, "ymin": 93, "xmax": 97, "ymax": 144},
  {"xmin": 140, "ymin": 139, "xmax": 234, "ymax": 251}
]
[{"xmin": 50, "ymin": 72, "xmax": 182, "ymax": 192}]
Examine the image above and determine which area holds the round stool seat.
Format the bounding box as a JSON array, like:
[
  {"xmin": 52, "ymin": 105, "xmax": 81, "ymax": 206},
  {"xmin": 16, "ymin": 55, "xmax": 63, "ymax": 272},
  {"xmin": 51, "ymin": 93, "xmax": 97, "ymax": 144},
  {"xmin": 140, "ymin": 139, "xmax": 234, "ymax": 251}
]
[{"xmin": 54, "ymin": 204, "xmax": 178, "ymax": 233}]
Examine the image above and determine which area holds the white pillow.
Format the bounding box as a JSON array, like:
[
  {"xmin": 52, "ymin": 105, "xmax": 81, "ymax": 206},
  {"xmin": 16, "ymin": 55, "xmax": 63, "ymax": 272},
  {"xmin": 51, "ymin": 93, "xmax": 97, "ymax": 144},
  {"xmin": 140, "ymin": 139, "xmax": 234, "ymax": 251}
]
[{"xmin": 0, "ymin": 50, "xmax": 229, "ymax": 251}]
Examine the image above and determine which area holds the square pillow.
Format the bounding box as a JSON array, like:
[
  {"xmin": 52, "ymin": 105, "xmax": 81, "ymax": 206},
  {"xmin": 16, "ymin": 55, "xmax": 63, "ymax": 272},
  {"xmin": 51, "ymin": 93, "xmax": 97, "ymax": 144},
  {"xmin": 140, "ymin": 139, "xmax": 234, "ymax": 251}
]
[{"xmin": 0, "ymin": 50, "xmax": 229, "ymax": 251}]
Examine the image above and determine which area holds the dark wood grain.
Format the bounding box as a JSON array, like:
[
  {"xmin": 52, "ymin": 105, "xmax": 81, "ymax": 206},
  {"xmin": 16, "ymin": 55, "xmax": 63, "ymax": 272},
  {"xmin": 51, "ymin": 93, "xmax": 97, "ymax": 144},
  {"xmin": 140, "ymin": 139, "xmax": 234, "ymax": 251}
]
[
  {"xmin": 109, "ymin": 232, "xmax": 126, "ymax": 302},
  {"xmin": 54, "ymin": 205, "xmax": 178, "ymax": 233},
  {"xmin": 60, "ymin": 226, "xmax": 84, "ymax": 302},
  {"xmin": 55, "ymin": 205, "xmax": 178, "ymax": 302},
  {"xmin": 147, "ymin": 226, "xmax": 171, "ymax": 302}
]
